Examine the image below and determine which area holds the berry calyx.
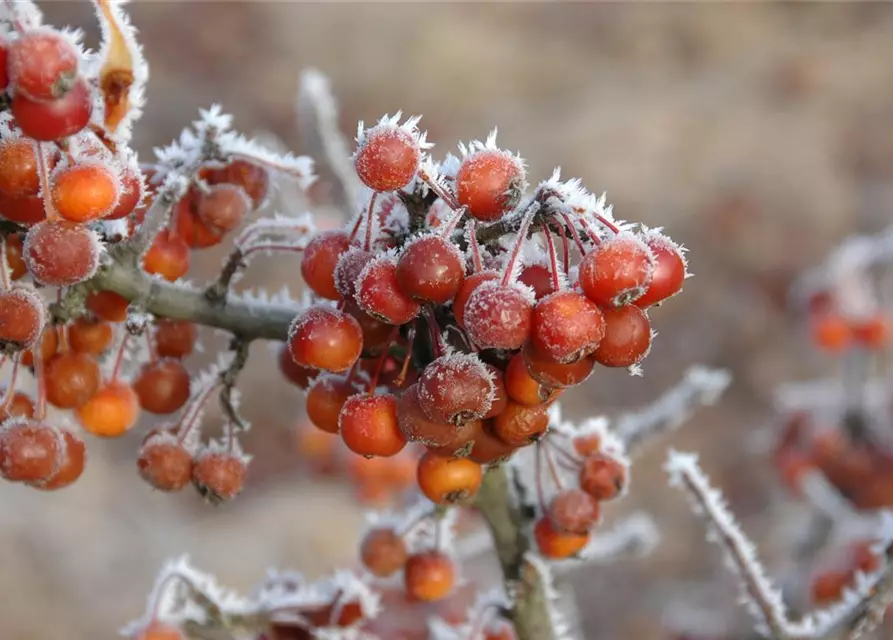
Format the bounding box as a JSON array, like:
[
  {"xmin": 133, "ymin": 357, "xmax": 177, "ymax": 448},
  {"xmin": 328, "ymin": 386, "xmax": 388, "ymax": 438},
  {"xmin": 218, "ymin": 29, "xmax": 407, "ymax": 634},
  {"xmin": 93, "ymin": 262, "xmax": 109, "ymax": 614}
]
[{"xmin": 416, "ymin": 451, "xmax": 483, "ymax": 504}]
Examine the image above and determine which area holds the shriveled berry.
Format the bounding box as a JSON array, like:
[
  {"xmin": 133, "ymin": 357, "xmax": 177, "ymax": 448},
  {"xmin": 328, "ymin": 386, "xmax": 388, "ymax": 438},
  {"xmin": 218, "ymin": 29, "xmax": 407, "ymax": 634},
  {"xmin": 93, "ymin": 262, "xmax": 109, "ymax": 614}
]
[
  {"xmin": 396, "ymin": 234, "xmax": 466, "ymax": 304},
  {"xmin": 456, "ymin": 149, "xmax": 526, "ymax": 222},
  {"xmin": 138, "ymin": 435, "xmax": 193, "ymax": 492},
  {"xmin": 134, "ymin": 359, "xmax": 191, "ymax": 414},
  {"xmin": 491, "ymin": 402, "xmax": 549, "ymax": 447},
  {"xmin": 592, "ymin": 305, "xmax": 651, "ymax": 368},
  {"xmin": 288, "ymin": 307, "xmax": 363, "ymax": 373},
  {"xmin": 579, "ymin": 452, "xmax": 626, "ymax": 500},
  {"xmin": 355, "ymin": 124, "xmax": 420, "ymax": 192},
  {"xmin": 464, "ymin": 282, "xmax": 533, "ymax": 350},
  {"xmin": 301, "ymin": 230, "xmax": 350, "ymax": 300},
  {"xmin": 339, "ymin": 393, "xmax": 407, "ymax": 457},
  {"xmin": 531, "ymin": 291, "xmax": 604, "ymax": 363},
  {"xmin": 548, "ymin": 488, "xmax": 600, "ymax": 535},
  {"xmin": 578, "ymin": 235, "xmax": 654, "ymax": 307},
  {"xmin": 360, "ymin": 527, "xmax": 408, "ymax": 577},
  {"xmin": 404, "ymin": 551, "xmax": 456, "ymax": 602},
  {"xmin": 416, "ymin": 451, "xmax": 483, "ymax": 504},
  {"xmin": 192, "ymin": 450, "xmax": 247, "ymax": 503},
  {"xmin": 24, "ymin": 221, "xmax": 100, "ymax": 286}
]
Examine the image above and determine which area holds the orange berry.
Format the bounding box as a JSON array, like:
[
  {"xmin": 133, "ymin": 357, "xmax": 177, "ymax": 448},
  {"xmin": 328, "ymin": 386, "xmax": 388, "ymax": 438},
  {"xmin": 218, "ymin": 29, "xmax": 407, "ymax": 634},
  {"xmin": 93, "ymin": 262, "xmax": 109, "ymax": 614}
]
[
  {"xmin": 138, "ymin": 435, "xmax": 193, "ymax": 492},
  {"xmin": 191, "ymin": 450, "xmax": 247, "ymax": 504},
  {"xmin": 51, "ymin": 163, "xmax": 119, "ymax": 222},
  {"xmin": 68, "ymin": 317, "xmax": 113, "ymax": 355},
  {"xmin": 404, "ymin": 551, "xmax": 456, "ymax": 602},
  {"xmin": 360, "ymin": 527, "xmax": 408, "ymax": 577},
  {"xmin": 77, "ymin": 380, "xmax": 140, "ymax": 437},
  {"xmin": 153, "ymin": 319, "xmax": 197, "ymax": 359},
  {"xmin": 416, "ymin": 451, "xmax": 483, "ymax": 504},
  {"xmin": 136, "ymin": 621, "xmax": 184, "ymax": 640},
  {"xmin": 811, "ymin": 313, "xmax": 852, "ymax": 352},
  {"xmin": 0, "ymin": 138, "xmax": 39, "ymax": 197},
  {"xmin": 852, "ymin": 314, "xmax": 890, "ymax": 350},
  {"xmin": 86, "ymin": 290, "xmax": 129, "ymax": 323},
  {"xmin": 533, "ymin": 516, "xmax": 589, "ymax": 559},
  {"xmin": 142, "ymin": 229, "xmax": 190, "ymax": 281}
]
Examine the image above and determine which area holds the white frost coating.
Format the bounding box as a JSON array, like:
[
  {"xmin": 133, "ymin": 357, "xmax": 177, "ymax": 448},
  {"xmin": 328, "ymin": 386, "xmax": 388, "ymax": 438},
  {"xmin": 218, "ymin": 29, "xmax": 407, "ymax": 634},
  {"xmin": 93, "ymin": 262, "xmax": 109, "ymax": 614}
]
[
  {"xmin": 297, "ymin": 68, "xmax": 361, "ymax": 206},
  {"xmin": 403, "ymin": 506, "xmax": 460, "ymax": 557},
  {"xmin": 234, "ymin": 211, "xmax": 316, "ymax": 250},
  {"xmin": 457, "ymin": 128, "xmax": 527, "ymax": 179},
  {"xmin": 0, "ymin": 0, "xmax": 43, "ymax": 30},
  {"xmin": 665, "ymin": 450, "xmax": 893, "ymax": 638},
  {"xmin": 427, "ymin": 587, "xmax": 509, "ymax": 640},
  {"xmin": 616, "ymin": 366, "xmax": 731, "ymax": 454},
  {"xmin": 122, "ymin": 557, "xmax": 380, "ymax": 639},
  {"xmin": 355, "ymin": 112, "xmax": 432, "ymax": 153},
  {"xmin": 522, "ymin": 552, "xmax": 576, "ymax": 640},
  {"xmin": 665, "ymin": 449, "xmax": 794, "ymax": 638},
  {"xmin": 89, "ymin": 0, "xmax": 149, "ymax": 142},
  {"xmin": 218, "ymin": 128, "xmax": 316, "ymax": 191}
]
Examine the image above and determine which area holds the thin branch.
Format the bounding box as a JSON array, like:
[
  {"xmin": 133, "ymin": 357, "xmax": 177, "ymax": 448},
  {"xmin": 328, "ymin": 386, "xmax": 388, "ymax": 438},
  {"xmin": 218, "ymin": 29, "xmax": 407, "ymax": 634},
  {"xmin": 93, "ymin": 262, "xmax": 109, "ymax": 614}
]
[{"xmin": 218, "ymin": 337, "xmax": 250, "ymax": 433}]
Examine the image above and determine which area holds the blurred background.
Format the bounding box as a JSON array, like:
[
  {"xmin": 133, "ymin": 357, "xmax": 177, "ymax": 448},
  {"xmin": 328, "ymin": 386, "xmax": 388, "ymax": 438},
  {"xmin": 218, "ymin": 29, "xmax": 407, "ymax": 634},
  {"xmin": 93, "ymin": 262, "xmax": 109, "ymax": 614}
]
[{"xmin": 4, "ymin": 2, "xmax": 893, "ymax": 639}]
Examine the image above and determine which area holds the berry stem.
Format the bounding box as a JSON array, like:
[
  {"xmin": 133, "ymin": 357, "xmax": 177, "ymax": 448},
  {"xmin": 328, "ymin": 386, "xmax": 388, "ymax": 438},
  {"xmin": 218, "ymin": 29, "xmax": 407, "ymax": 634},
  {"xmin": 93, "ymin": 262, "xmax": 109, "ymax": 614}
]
[
  {"xmin": 439, "ymin": 206, "xmax": 467, "ymax": 238},
  {"xmin": 418, "ymin": 167, "xmax": 461, "ymax": 210},
  {"xmin": 548, "ymin": 440, "xmax": 583, "ymax": 469},
  {"xmin": 397, "ymin": 508, "xmax": 435, "ymax": 537},
  {"xmin": 34, "ymin": 349, "xmax": 47, "ymax": 421},
  {"xmin": 110, "ymin": 331, "xmax": 130, "ymax": 382},
  {"xmin": 560, "ymin": 224, "xmax": 570, "ymax": 274},
  {"xmin": 542, "ymin": 440, "xmax": 564, "ymax": 490},
  {"xmin": 500, "ymin": 202, "xmax": 540, "ymax": 287},
  {"xmin": 541, "ymin": 223, "xmax": 562, "ymax": 292},
  {"xmin": 466, "ymin": 220, "xmax": 483, "ymax": 273},
  {"xmin": 234, "ymin": 220, "xmax": 312, "ymax": 253},
  {"xmin": 36, "ymin": 143, "xmax": 60, "ymax": 221},
  {"xmin": 0, "ymin": 355, "xmax": 19, "ymax": 412},
  {"xmin": 593, "ymin": 212, "xmax": 620, "ymax": 235},
  {"xmin": 559, "ymin": 213, "xmax": 588, "ymax": 253},
  {"xmin": 363, "ymin": 191, "xmax": 379, "ymax": 251},
  {"xmin": 345, "ymin": 208, "xmax": 365, "ymax": 245},
  {"xmin": 240, "ymin": 242, "xmax": 306, "ymax": 259},
  {"xmin": 175, "ymin": 380, "xmax": 222, "ymax": 445},
  {"xmin": 534, "ymin": 441, "xmax": 547, "ymax": 515},
  {"xmin": 366, "ymin": 326, "xmax": 399, "ymax": 392},
  {"xmin": 145, "ymin": 332, "xmax": 158, "ymax": 364},
  {"xmin": 423, "ymin": 307, "xmax": 445, "ymax": 358},
  {"xmin": 0, "ymin": 239, "xmax": 9, "ymax": 292},
  {"xmin": 393, "ymin": 324, "xmax": 416, "ymax": 388}
]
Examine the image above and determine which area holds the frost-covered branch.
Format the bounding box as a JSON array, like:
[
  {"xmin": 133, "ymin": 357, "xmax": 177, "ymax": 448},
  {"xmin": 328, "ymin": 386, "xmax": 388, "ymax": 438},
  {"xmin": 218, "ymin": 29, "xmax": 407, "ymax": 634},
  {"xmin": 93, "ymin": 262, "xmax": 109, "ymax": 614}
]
[
  {"xmin": 667, "ymin": 450, "xmax": 893, "ymax": 640},
  {"xmin": 616, "ymin": 366, "xmax": 731, "ymax": 454}
]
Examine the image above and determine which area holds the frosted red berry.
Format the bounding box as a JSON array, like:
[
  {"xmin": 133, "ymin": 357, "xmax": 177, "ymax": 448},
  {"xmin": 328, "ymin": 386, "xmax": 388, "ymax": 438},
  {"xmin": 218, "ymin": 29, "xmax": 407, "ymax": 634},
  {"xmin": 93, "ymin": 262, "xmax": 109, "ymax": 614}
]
[
  {"xmin": 288, "ymin": 307, "xmax": 363, "ymax": 373},
  {"xmin": 491, "ymin": 401, "xmax": 549, "ymax": 447},
  {"xmin": 142, "ymin": 229, "xmax": 191, "ymax": 282},
  {"xmin": 192, "ymin": 450, "xmax": 247, "ymax": 503},
  {"xmin": 354, "ymin": 124, "xmax": 420, "ymax": 192},
  {"xmin": 578, "ymin": 235, "xmax": 654, "ymax": 307},
  {"xmin": 301, "ymin": 230, "xmax": 351, "ymax": 300},
  {"xmin": 464, "ymin": 283, "xmax": 533, "ymax": 350},
  {"xmin": 548, "ymin": 488, "xmax": 600, "ymax": 535},
  {"xmin": 531, "ymin": 290, "xmax": 604, "ymax": 363},
  {"xmin": 356, "ymin": 257, "xmax": 420, "ymax": 325},
  {"xmin": 196, "ymin": 183, "xmax": 250, "ymax": 233},
  {"xmin": 138, "ymin": 435, "xmax": 193, "ymax": 492},
  {"xmin": 417, "ymin": 354, "xmax": 494, "ymax": 425},
  {"xmin": 34, "ymin": 429, "xmax": 85, "ymax": 490},
  {"xmin": 154, "ymin": 319, "xmax": 197, "ymax": 359},
  {"xmin": 45, "ymin": 351, "xmax": 101, "ymax": 409},
  {"xmin": 306, "ymin": 375, "xmax": 356, "ymax": 434},
  {"xmin": 456, "ymin": 149, "xmax": 526, "ymax": 222},
  {"xmin": 8, "ymin": 29, "xmax": 79, "ymax": 101},
  {"xmin": 0, "ymin": 138, "xmax": 40, "ymax": 197},
  {"xmin": 339, "ymin": 393, "xmax": 407, "ymax": 457},
  {"xmin": 635, "ymin": 235, "xmax": 686, "ymax": 307},
  {"xmin": 51, "ymin": 163, "xmax": 120, "ymax": 222},
  {"xmin": 12, "ymin": 76, "xmax": 92, "ymax": 141},
  {"xmin": 416, "ymin": 451, "xmax": 483, "ymax": 504},
  {"xmin": 592, "ymin": 305, "xmax": 651, "ymax": 368},
  {"xmin": 360, "ymin": 527, "xmax": 408, "ymax": 577},
  {"xmin": 0, "ymin": 419, "xmax": 64, "ymax": 483},
  {"xmin": 404, "ymin": 551, "xmax": 456, "ymax": 602},
  {"xmin": 134, "ymin": 359, "xmax": 191, "ymax": 414},
  {"xmin": 579, "ymin": 452, "xmax": 626, "ymax": 501},
  {"xmin": 0, "ymin": 286, "xmax": 45, "ymax": 352},
  {"xmin": 396, "ymin": 235, "xmax": 466, "ymax": 304},
  {"xmin": 24, "ymin": 221, "xmax": 100, "ymax": 286}
]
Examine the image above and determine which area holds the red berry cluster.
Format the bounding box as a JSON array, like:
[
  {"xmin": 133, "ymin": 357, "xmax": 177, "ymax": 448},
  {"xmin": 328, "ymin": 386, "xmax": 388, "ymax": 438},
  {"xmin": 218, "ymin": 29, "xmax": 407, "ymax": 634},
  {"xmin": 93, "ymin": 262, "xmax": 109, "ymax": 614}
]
[{"xmin": 286, "ymin": 116, "xmax": 687, "ymax": 511}]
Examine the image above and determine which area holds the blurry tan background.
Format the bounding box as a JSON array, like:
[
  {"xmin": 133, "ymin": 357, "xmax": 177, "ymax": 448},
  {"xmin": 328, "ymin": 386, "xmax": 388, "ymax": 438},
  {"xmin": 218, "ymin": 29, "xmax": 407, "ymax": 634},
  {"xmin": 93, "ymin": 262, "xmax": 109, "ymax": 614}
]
[{"xmin": 4, "ymin": 2, "xmax": 893, "ymax": 639}]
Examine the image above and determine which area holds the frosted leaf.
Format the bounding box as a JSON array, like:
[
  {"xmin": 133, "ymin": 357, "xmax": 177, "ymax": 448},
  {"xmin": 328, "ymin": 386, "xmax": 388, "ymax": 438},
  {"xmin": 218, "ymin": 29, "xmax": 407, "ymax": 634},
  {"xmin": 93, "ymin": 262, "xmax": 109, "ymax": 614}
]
[{"xmin": 90, "ymin": 0, "xmax": 149, "ymax": 141}]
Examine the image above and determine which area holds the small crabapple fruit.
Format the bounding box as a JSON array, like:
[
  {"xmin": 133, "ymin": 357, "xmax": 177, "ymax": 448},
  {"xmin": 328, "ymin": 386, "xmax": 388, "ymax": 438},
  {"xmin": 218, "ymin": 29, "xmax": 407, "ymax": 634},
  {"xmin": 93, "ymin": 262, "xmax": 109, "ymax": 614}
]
[
  {"xmin": 592, "ymin": 305, "xmax": 652, "ymax": 368},
  {"xmin": 51, "ymin": 163, "xmax": 120, "ymax": 222},
  {"xmin": 138, "ymin": 435, "xmax": 193, "ymax": 492},
  {"xmin": 530, "ymin": 290, "xmax": 604, "ymax": 363},
  {"xmin": 8, "ymin": 29, "xmax": 79, "ymax": 101},
  {"xmin": 417, "ymin": 354, "xmax": 494, "ymax": 425},
  {"xmin": 288, "ymin": 307, "xmax": 363, "ymax": 373},
  {"xmin": 578, "ymin": 235, "xmax": 654, "ymax": 308},
  {"xmin": 45, "ymin": 351, "xmax": 101, "ymax": 409},
  {"xmin": 456, "ymin": 149, "xmax": 526, "ymax": 222},
  {"xmin": 0, "ymin": 286, "xmax": 45, "ymax": 352},
  {"xmin": 354, "ymin": 123, "xmax": 420, "ymax": 192},
  {"xmin": 301, "ymin": 230, "xmax": 351, "ymax": 300},
  {"xmin": 396, "ymin": 235, "xmax": 466, "ymax": 304},
  {"xmin": 491, "ymin": 402, "xmax": 549, "ymax": 447},
  {"xmin": 0, "ymin": 419, "xmax": 64, "ymax": 483},
  {"xmin": 77, "ymin": 380, "xmax": 140, "ymax": 437},
  {"xmin": 579, "ymin": 452, "xmax": 627, "ymax": 501},
  {"xmin": 360, "ymin": 527, "xmax": 408, "ymax": 577},
  {"xmin": 23, "ymin": 220, "xmax": 99, "ymax": 286},
  {"xmin": 192, "ymin": 449, "xmax": 247, "ymax": 504},
  {"xmin": 12, "ymin": 76, "xmax": 92, "ymax": 141},
  {"xmin": 34, "ymin": 429, "xmax": 86, "ymax": 490},
  {"xmin": 416, "ymin": 451, "xmax": 483, "ymax": 504},
  {"xmin": 339, "ymin": 393, "xmax": 407, "ymax": 457},
  {"xmin": 134, "ymin": 359, "xmax": 191, "ymax": 414},
  {"xmin": 463, "ymin": 283, "xmax": 533, "ymax": 350},
  {"xmin": 404, "ymin": 550, "xmax": 456, "ymax": 602},
  {"xmin": 548, "ymin": 488, "xmax": 600, "ymax": 535},
  {"xmin": 533, "ymin": 516, "xmax": 589, "ymax": 559},
  {"xmin": 306, "ymin": 375, "xmax": 357, "ymax": 434},
  {"xmin": 153, "ymin": 319, "xmax": 197, "ymax": 359}
]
